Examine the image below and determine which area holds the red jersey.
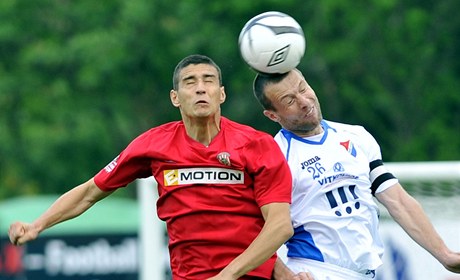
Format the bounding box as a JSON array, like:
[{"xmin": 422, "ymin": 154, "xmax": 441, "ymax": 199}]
[{"xmin": 94, "ymin": 117, "xmax": 292, "ymax": 279}]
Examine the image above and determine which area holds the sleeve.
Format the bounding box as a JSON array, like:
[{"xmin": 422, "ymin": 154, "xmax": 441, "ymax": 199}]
[
  {"xmin": 356, "ymin": 125, "xmax": 382, "ymax": 163},
  {"xmin": 244, "ymin": 133, "xmax": 292, "ymax": 207},
  {"xmin": 94, "ymin": 133, "xmax": 153, "ymax": 191},
  {"xmin": 356, "ymin": 126, "xmax": 398, "ymax": 194}
]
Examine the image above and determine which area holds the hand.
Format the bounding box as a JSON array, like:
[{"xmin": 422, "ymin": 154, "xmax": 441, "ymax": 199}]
[
  {"xmin": 293, "ymin": 272, "xmax": 315, "ymax": 280},
  {"xmin": 442, "ymin": 251, "xmax": 460, "ymax": 273},
  {"xmin": 8, "ymin": 222, "xmax": 39, "ymax": 246}
]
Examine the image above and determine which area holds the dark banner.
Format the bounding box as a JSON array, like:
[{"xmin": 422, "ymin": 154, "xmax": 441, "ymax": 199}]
[{"xmin": 0, "ymin": 233, "xmax": 138, "ymax": 280}]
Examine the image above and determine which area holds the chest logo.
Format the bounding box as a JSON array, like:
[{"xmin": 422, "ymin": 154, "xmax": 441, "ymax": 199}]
[
  {"xmin": 163, "ymin": 167, "xmax": 243, "ymax": 186},
  {"xmin": 340, "ymin": 140, "xmax": 357, "ymax": 157},
  {"xmin": 333, "ymin": 162, "xmax": 345, "ymax": 172},
  {"xmin": 217, "ymin": 152, "xmax": 231, "ymax": 166}
]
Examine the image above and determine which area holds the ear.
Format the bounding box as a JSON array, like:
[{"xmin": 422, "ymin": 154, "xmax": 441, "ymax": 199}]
[
  {"xmin": 263, "ymin": 109, "xmax": 279, "ymax": 123},
  {"xmin": 219, "ymin": 86, "xmax": 226, "ymax": 104},
  {"xmin": 170, "ymin": 89, "xmax": 180, "ymax": 107}
]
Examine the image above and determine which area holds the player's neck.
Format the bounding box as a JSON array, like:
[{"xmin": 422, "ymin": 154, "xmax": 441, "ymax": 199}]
[
  {"xmin": 291, "ymin": 124, "xmax": 323, "ymax": 138},
  {"xmin": 183, "ymin": 115, "xmax": 221, "ymax": 147}
]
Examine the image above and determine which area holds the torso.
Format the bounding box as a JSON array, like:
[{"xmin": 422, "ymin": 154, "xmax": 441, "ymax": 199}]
[{"xmin": 275, "ymin": 120, "xmax": 385, "ymax": 272}]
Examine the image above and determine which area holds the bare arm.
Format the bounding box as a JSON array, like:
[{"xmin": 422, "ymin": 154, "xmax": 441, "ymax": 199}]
[
  {"xmin": 376, "ymin": 183, "xmax": 460, "ymax": 273},
  {"xmin": 208, "ymin": 202, "xmax": 293, "ymax": 280},
  {"xmin": 8, "ymin": 178, "xmax": 113, "ymax": 246}
]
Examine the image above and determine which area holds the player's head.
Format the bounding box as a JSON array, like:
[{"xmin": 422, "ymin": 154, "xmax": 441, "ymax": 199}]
[
  {"xmin": 170, "ymin": 54, "xmax": 226, "ymax": 119},
  {"xmin": 253, "ymin": 72, "xmax": 288, "ymax": 111},
  {"xmin": 173, "ymin": 54, "xmax": 223, "ymax": 91},
  {"xmin": 253, "ymin": 69, "xmax": 323, "ymax": 136}
]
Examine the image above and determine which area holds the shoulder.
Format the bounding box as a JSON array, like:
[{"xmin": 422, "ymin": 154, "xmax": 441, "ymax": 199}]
[
  {"xmin": 325, "ymin": 120, "xmax": 383, "ymax": 159},
  {"xmin": 130, "ymin": 120, "xmax": 184, "ymax": 146},
  {"xmin": 324, "ymin": 120, "xmax": 372, "ymax": 138},
  {"xmin": 142, "ymin": 120, "xmax": 183, "ymax": 135},
  {"xmin": 324, "ymin": 120, "xmax": 366, "ymax": 133}
]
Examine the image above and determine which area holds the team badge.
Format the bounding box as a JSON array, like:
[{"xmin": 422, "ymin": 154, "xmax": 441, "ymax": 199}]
[
  {"xmin": 340, "ymin": 140, "xmax": 357, "ymax": 157},
  {"xmin": 217, "ymin": 152, "xmax": 231, "ymax": 166}
]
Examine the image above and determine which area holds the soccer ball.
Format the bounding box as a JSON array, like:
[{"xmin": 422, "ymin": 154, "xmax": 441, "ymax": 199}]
[{"xmin": 238, "ymin": 11, "xmax": 306, "ymax": 74}]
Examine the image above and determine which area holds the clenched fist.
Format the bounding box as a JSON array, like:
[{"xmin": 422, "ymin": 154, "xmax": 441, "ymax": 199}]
[{"xmin": 8, "ymin": 222, "xmax": 39, "ymax": 246}]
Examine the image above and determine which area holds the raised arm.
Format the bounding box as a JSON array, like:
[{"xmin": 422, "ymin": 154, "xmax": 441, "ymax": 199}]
[
  {"xmin": 8, "ymin": 178, "xmax": 112, "ymax": 246},
  {"xmin": 208, "ymin": 202, "xmax": 293, "ymax": 280},
  {"xmin": 376, "ymin": 183, "xmax": 460, "ymax": 273}
]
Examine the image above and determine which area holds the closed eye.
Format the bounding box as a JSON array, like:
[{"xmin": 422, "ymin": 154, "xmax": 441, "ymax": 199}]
[
  {"xmin": 281, "ymin": 96, "xmax": 295, "ymax": 106},
  {"xmin": 184, "ymin": 78, "xmax": 196, "ymax": 86}
]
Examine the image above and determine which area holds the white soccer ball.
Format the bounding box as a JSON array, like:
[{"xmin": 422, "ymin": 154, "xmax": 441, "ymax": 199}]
[{"xmin": 238, "ymin": 11, "xmax": 306, "ymax": 74}]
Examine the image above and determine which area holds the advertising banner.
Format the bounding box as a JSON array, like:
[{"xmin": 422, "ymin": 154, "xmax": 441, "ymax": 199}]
[{"xmin": 0, "ymin": 233, "xmax": 138, "ymax": 280}]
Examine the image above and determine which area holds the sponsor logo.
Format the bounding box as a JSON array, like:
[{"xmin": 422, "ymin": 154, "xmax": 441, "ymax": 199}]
[
  {"xmin": 44, "ymin": 238, "xmax": 137, "ymax": 276},
  {"xmin": 163, "ymin": 167, "xmax": 244, "ymax": 186},
  {"xmin": 300, "ymin": 156, "xmax": 321, "ymax": 170},
  {"xmin": 1, "ymin": 237, "xmax": 138, "ymax": 278},
  {"xmin": 318, "ymin": 173, "xmax": 359, "ymax": 186},
  {"xmin": 333, "ymin": 162, "xmax": 345, "ymax": 172},
  {"xmin": 268, "ymin": 45, "xmax": 290, "ymax": 66},
  {"xmin": 104, "ymin": 156, "xmax": 119, "ymax": 173}
]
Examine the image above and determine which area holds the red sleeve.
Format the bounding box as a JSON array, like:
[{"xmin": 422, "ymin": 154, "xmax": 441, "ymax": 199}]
[
  {"xmin": 94, "ymin": 134, "xmax": 152, "ymax": 191},
  {"xmin": 244, "ymin": 133, "xmax": 292, "ymax": 206}
]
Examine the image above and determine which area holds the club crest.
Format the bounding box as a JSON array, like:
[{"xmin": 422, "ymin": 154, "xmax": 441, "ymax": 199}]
[
  {"xmin": 217, "ymin": 152, "xmax": 231, "ymax": 166},
  {"xmin": 340, "ymin": 140, "xmax": 357, "ymax": 157}
]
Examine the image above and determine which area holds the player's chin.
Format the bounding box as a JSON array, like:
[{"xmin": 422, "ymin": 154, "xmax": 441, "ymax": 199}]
[
  {"xmin": 290, "ymin": 122, "xmax": 318, "ymax": 134},
  {"xmin": 192, "ymin": 108, "xmax": 213, "ymax": 117}
]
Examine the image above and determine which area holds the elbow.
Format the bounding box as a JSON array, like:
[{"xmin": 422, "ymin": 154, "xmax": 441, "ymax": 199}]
[
  {"xmin": 267, "ymin": 217, "xmax": 293, "ymax": 245},
  {"xmin": 286, "ymin": 224, "xmax": 294, "ymax": 239},
  {"xmin": 280, "ymin": 220, "xmax": 294, "ymax": 241},
  {"xmin": 275, "ymin": 211, "xmax": 294, "ymax": 242}
]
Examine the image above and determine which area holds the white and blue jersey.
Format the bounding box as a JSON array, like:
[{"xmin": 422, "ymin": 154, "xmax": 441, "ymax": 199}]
[{"xmin": 275, "ymin": 120, "xmax": 398, "ymax": 274}]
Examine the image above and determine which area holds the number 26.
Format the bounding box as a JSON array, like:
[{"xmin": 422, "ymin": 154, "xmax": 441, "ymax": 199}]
[{"xmin": 306, "ymin": 163, "xmax": 326, "ymax": 179}]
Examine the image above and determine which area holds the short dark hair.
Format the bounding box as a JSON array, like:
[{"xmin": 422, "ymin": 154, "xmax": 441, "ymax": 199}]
[
  {"xmin": 253, "ymin": 72, "xmax": 290, "ymax": 110},
  {"xmin": 172, "ymin": 54, "xmax": 223, "ymax": 90}
]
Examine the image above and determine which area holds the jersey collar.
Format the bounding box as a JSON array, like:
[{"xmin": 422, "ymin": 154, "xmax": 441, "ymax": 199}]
[{"xmin": 280, "ymin": 120, "xmax": 333, "ymax": 145}]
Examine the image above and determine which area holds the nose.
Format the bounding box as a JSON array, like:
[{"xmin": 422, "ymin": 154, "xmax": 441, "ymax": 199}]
[
  {"xmin": 195, "ymin": 79, "xmax": 206, "ymax": 94},
  {"xmin": 298, "ymin": 93, "xmax": 310, "ymax": 108}
]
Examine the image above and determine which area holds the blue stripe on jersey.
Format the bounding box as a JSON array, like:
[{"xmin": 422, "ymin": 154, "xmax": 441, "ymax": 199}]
[
  {"xmin": 280, "ymin": 120, "xmax": 336, "ymax": 144},
  {"xmin": 280, "ymin": 126, "xmax": 328, "ymax": 145},
  {"xmin": 280, "ymin": 129, "xmax": 294, "ymax": 161},
  {"xmin": 279, "ymin": 120, "xmax": 333, "ymax": 161},
  {"xmin": 286, "ymin": 226, "xmax": 324, "ymax": 262},
  {"xmin": 320, "ymin": 120, "xmax": 337, "ymax": 133}
]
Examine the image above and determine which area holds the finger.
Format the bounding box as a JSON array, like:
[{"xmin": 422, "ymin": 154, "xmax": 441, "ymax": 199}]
[
  {"xmin": 297, "ymin": 272, "xmax": 314, "ymax": 280},
  {"xmin": 9, "ymin": 223, "xmax": 26, "ymax": 245}
]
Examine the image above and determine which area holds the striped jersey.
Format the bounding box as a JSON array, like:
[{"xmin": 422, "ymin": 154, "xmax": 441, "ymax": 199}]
[{"xmin": 274, "ymin": 120, "xmax": 397, "ymax": 273}]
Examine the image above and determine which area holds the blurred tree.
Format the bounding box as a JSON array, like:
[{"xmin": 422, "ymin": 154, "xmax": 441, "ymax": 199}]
[{"xmin": 0, "ymin": 0, "xmax": 459, "ymax": 199}]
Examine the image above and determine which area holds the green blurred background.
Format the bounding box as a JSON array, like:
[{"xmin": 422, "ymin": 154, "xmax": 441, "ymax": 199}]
[{"xmin": 1, "ymin": 0, "xmax": 459, "ymax": 199}]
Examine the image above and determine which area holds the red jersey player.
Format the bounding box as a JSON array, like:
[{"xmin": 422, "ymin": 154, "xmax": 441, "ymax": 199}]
[{"xmin": 8, "ymin": 54, "xmax": 294, "ymax": 280}]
